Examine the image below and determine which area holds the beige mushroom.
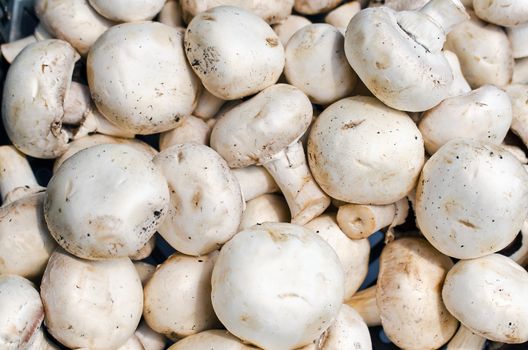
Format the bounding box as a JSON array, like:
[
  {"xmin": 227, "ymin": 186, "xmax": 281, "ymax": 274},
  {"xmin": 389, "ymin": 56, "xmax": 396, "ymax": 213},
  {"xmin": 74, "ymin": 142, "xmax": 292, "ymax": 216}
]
[
  {"xmin": 504, "ymin": 84, "xmax": 528, "ymax": 147},
  {"xmin": 168, "ymin": 330, "xmax": 258, "ymax": 349},
  {"xmin": 444, "ymin": 50, "xmax": 472, "ymax": 97},
  {"xmin": 473, "ymin": 0, "xmax": 528, "ymax": 27},
  {"xmin": 0, "ymin": 24, "xmax": 52, "ymax": 63},
  {"xmin": 446, "ymin": 325, "xmax": 487, "ymax": 350},
  {"xmin": 158, "ymin": 0, "xmax": 184, "ymax": 28},
  {"xmin": 325, "ymin": 2, "xmax": 361, "ymax": 32},
  {"xmin": 193, "ymin": 89, "xmax": 226, "ymax": 120},
  {"xmin": 159, "ymin": 115, "xmax": 212, "ymax": 150},
  {"xmin": 272, "ymin": 15, "xmax": 311, "ymax": 46},
  {"xmin": 239, "ymin": 194, "xmax": 290, "ymax": 230},
  {"xmin": 231, "ymin": 166, "xmax": 279, "ymax": 202},
  {"xmin": 346, "ymin": 286, "xmax": 381, "ymax": 327},
  {"xmin": 513, "ymin": 58, "xmax": 528, "ymax": 84},
  {"xmin": 135, "ymin": 321, "xmax": 166, "ymax": 350},
  {"xmin": 89, "ymin": 0, "xmax": 166, "ymax": 22},
  {"xmin": 507, "ymin": 24, "xmax": 528, "ymax": 59},
  {"xmin": 294, "ymin": 0, "xmax": 342, "ymax": 15},
  {"xmin": 133, "ymin": 261, "xmax": 156, "ymax": 286}
]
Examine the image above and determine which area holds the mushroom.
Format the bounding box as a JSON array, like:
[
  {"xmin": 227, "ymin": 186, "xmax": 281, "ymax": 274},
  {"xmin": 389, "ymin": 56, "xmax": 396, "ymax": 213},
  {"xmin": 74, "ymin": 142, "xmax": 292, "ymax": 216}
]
[
  {"xmin": 446, "ymin": 325, "xmax": 487, "ymax": 350},
  {"xmin": 129, "ymin": 235, "xmax": 156, "ymax": 260},
  {"xmin": 325, "ymin": 2, "xmax": 361, "ymax": 32},
  {"xmin": 211, "ymin": 222, "xmax": 344, "ymax": 349},
  {"xmin": 305, "ymin": 213, "xmax": 370, "ymax": 299},
  {"xmin": 184, "ymin": 6, "xmax": 284, "ymax": 100},
  {"xmin": 507, "ymin": 24, "xmax": 528, "ymax": 59},
  {"xmin": 443, "ymin": 50, "xmax": 472, "ymax": 97},
  {"xmin": 239, "ymin": 194, "xmax": 290, "ymax": 230},
  {"xmin": 383, "ymin": 0, "xmax": 431, "ymax": 10},
  {"xmin": 144, "ymin": 252, "xmax": 220, "ymax": 339},
  {"xmin": 158, "ymin": 0, "xmax": 184, "ymax": 28},
  {"xmin": 27, "ymin": 328, "xmax": 60, "ymax": 350},
  {"xmin": 231, "ymin": 166, "xmax": 279, "ymax": 202},
  {"xmin": 153, "ymin": 143, "xmax": 243, "ymax": 255},
  {"xmin": 473, "ymin": 0, "xmax": 528, "ymax": 27},
  {"xmin": 211, "ymin": 84, "xmax": 330, "ymax": 225},
  {"xmin": 503, "ymin": 144, "xmax": 528, "ymax": 165},
  {"xmin": 513, "ymin": 58, "xmax": 528, "ymax": 84},
  {"xmin": 135, "ymin": 321, "xmax": 167, "ymax": 350},
  {"xmin": 505, "ymin": 221, "xmax": 528, "ymax": 267},
  {"xmin": 418, "ymin": 85, "xmax": 513, "ymax": 155},
  {"xmin": 0, "ymin": 24, "xmax": 52, "ymax": 64},
  {"xmin": 442, "ymin": 254, "xmax": 528, "ymax": 343},
  {"xmin": 273, "ymin": 15, "xmax": 311, "ymax": 46},
  {"xmin": 0, "ymin": 275, "xmax": 44, "ymax": 349},
  {"xmin": 45, "ymin": 144, "xmax": 170, "ymax": 260},
  {"xmin": 307, "ymin": 96, "xmax": 424, "ymax": 205},
  {"xmin": 344, "ymin": 0, "xmax": 469, "ymax": 111},
  {"xmin": 168, "ymin": 330, "xmax": 258, "ymax": 350},
  {"xmin": 133, "ymin": 261, "xmax": 156, "ymax": 286},
  {"xmin": 87, "ymin": 22, "xmax": 201, "ymax": 134},
  {"xmin": 116, "ymin": 335, "xmax": 144, "ymax": 350},
  {"xmin": 345, "ymin": 286, "xmax": 381, "ymax": 326},
  {"xmin": 284, "ymin": 24, "xmax": 357, "ymax": 105},
  {"xmin": 193, "ymin": 89, "xmax": 226, "ymax": 120},
  {"xmin": 504, "ymin": 84, "xmax": 528, "ymax": 148},
  {"xmin": 159, "ymin": 115, "xmax": 212, "ymax": 150},
  {"xmin": 294, "ymin": 0, "xmax": 342, "ymax": 15},
  {"xmin": 41, "ymin": 249, "xmax": 143, "ymax": 349},
  {"xmin": 415, "ymin": 139, "xmax": 528, "ymax": 259},
  {"xmin": 89, "ymin": 0, "xmax": 165, "ymax": 22}
]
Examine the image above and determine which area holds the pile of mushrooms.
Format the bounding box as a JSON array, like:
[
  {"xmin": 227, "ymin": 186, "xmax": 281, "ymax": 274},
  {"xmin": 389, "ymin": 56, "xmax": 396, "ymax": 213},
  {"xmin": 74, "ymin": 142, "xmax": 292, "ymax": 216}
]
[{"xmin": 1, "ymin": 0, "xmax": 528, "ymax": 349}]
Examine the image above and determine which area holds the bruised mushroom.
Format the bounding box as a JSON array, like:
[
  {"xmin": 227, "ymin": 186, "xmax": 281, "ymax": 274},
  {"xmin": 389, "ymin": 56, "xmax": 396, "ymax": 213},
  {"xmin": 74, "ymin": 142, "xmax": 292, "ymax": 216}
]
[
  {"xmin": 239, "ymin": 194, "xmax": 290, "ymax": 230},
  {"xmin": 168, "ymin": 330, "xmax": 258, "ymax": 350},
  {"xmin": 89, "ymin": 0, "xmax": 166, "ymax": 22}
]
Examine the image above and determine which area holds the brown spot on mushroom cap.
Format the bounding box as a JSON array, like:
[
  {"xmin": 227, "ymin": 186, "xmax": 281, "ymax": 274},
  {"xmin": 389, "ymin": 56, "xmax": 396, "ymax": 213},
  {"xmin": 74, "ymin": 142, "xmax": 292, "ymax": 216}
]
[
  {"xmin": 342, "ymin": 119, "xmax": 365, "ymax": 130},
  {"xmin": 266, "ymin": 37, "xmax": 279, "ymax": 47},
  {"xmin": 458, "ymin": 219, "xmax": 479, "ymax": 229}
]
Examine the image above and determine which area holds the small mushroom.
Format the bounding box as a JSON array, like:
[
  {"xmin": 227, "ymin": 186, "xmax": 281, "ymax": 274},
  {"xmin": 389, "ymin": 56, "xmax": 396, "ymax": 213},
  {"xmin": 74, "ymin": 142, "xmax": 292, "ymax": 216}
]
[
  {"xmin": 158, "ymin": 0, "xmax": 184, "ymax": 28},
  {"xmin": 89, "ymin": 0, "xmax": 165, "ymax": 22},
  {"xmin": 45, "ymin": 144, "xmax": 170, "ymax": 260},
  {"xmin": 211, "ymin": 222, "xmax": 344, "ymax": 349},
  {"xmin": 446, "ymin": 325, "xmax": 487, "ymax": 350},
  {"xmin": 324, "ymin": 2, "xmax": 361, "ymax": 32},
  {"xmin": 294, "ymin": 0, "xmax": 342, "ymax": 15},
  {"xmin": 135, "ymin": 321, "xmax": 166, "ymax": 350},
  {"xmin": 159, "ymin": 115, "xmax": 212, "ymax": 150},
  {"xmin": 415, "ymin": 139, "xmax": 528, "ymax": 259},
  {"xmin": 239, "ymin": 194, "xmax": 290, "ymax": 230},
  {"xmin": 442, "ymin": 254, "xmax": 528, "ymax": 343},
  {"xmin": 231, "ymin": 166, "xmax": 279, "ymax": 202},
  {"xmin": 473, "ymin": 0, "xmax": 528, "ymax": 27},
  {"xmin": 504, "ymin": 84, "xmax": 528, "ymax": 148},
  {"xmin": 346, "ymin": 286, "xmax": 381, "ymax": 327},
  {"xmin": 444, "ymin": 50, "xmax": 472, "ymax": 97},
  {"xmin": 273, "ymin": 15, "xmax": 311, "ymax": 46},
  {"xmin": 513, "ymin": 58, "xmax": 528, "ymax": 84},
  {"xmin": 193, "ymin": 89, "xmax": 226, "ymax": 120},
  {"xmin": 168, "ymin": 330, "xmax": 258, "ymax": 350},
  {"xmin": 184, "ymin": 6, "xmax": 284, "ymax": 100}
]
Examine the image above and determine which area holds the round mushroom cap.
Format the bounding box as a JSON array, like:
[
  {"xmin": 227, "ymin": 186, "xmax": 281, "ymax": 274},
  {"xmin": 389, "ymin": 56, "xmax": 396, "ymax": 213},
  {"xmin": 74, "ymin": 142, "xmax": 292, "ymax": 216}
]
[
  {"xmin": 87, "ymin": 22, "xmax": 200, "ymax": 134},
  {"xmin": 169, "ymin": 330, "xmax": 258, "ymax": 350},
  {"xmin": 89, "ymin": 0, "xmax": 165, "ymax": 22},
  {"xmin": 211, "ymin": 84, "xmax": 313, "ymax": 168},
  {"xmin": 415, "ymin": 139, "xmax": 528, "ymax": 259},
  {"xmin": 211, "ymin": 222, "xmax": 344, "ymax": 350},
  {"xmin": 273, "ymin": 15, "xmax": 311, "ymax": 46},
  {"xmin": 0, "ymin": 275, "xmax": 44, "ymax": 350},
  {"xmin": 308, "ymin": 96, "xmax": 424, "ymax": 205},
  {"xmin": 2, "ymin": 39, "xmax": 79, "ymax": 158},
  {"xmin": 184, "ymin": 6, "xmax": 284, "ymax": 100},
  {"xmin": 45, "ymin": 144, "xmax": 170, "ymax": 260},
  {"xmin": 442, "ymin": 254, "xmax": 528, "ymax": 343},
  {"xmin": 153, "ymin": 143, "xmax": 243, "ymax": 255},
  {"xmin": 41, "ymin": 250, "xmax": 143, "ymax": 350},
  {"xmin": 473, "ymin": 0, "xmax": 528, "ymax": 27},
  {"xmin": 318, "ymin": 304, "xmax": 372, "ymax": 350}
]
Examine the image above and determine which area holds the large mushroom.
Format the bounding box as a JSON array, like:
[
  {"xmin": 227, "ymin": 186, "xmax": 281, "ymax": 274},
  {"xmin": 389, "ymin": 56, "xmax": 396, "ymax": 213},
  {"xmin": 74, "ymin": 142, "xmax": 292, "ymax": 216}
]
[{"xmin": 473, "ymin": 0, "xmax": 528, "ymax": 27}]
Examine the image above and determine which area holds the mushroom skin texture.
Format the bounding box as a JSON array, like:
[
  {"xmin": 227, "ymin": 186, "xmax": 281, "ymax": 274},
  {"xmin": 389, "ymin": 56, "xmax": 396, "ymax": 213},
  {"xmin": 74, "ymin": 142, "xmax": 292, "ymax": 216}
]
[
  {"xmin": 346, "ymin": 286, "xmax": 381, "ymax": 327},
  {"xmin": 415, "ymin": 139, "xmax": 528, "ymax": 259},
  {"xmin": 308, "ymin": 96, "xmax": 424, "ymax": 205},
  {"xmin": 273, "ymin": 15, "xmax": 311, "ymax": 46},
  {"xmin": 442, "ymin": 254, "xmax": 528, "ymax": 343},
  {"xmin": 88, "ymin": 22, "xmax": 200, "ymax": 134},
  {"xmin": 45, "ymin": 144, "xmax": 169, "ymax": 260},
  {"xmin": 0, "ymin": 275, "xmax": 44, "ymax": 350},
  {"xmin": 41, "ymin": 250, "xmax": 143, "ymax": 350},
  {"xmin": 473, "ymin": 0, "xmax": 528, "ymax": 27},
  {"xmin": 507, "ymin": 24, "xmax": 528, "ymax": 59},
  {"xmin": 419, "ymin": 85, "xmax": 513, "ymax": 154},
  {"xmin": 211, "ymin": 223, "xmax": 344, "ymax": 350},
  {"xmin": 158, "ymin": 0, "xmax": 184, "ymax": 28},
  {"xmin": 184, "ymin": 6, "xmax": 284, "ymax": 100},
  {"xmin": 294, "ymin": 0, "xmax": 341, "ymax": 15},
  {"xmin": 377, "ymin": 238, "xmax": 458, "ymax": 350},
  {"xmin": 344, "ymin": 0, "xmax": 469, "ymax": 112},
  {"xmin": 153, "ymin": 143, "xmax": 243, "ymax": 256},
  {"xmin": 168, "ymin": 330, "xmax": 258, "ymax": 350},
  {"xmin": 89, "ymin": 0, "xmax": 166, "ymax": 22}
]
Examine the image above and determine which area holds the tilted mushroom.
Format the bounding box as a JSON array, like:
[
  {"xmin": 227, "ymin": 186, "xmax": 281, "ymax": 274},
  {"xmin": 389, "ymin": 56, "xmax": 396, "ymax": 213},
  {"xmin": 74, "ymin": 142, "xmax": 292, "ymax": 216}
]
[
  {"xmin": 184, "ymin": 6, "xmax": 284, "ymax": 100},
  {"xmin": 325, "ymin": 2, "xmax": 361, "ymax": 32},
  {"xmin": 446, "ymin": 325, "xmax": 487, "ymax": 350},
  {"xmin": 89, "ymin": 0, "xmax": 166, "ymax": 22},
  {"xmin": 415, "ymin": 139, "xmax": 528, "ymax": 259},
  {"xmin": 513, "ymin": 58, "xmax": 528, "ymax": 84},
  {"xmin": 153, "ymin": 143, "xmax": 243, "ymax": 255},
  {"xmin": 507, "ymin": 24, "xmax": 528, "ymax": 59},
  {"xmin": 232, "ymin": 166, "xmax": 279, "ymax": 202},
  {"xmin": 442, "ymin": 254, "xmax": 528, "ymax": 343},
  {"xmin": 41, "ymin": 250, "xmax": 143, "ymax": 349},
  {"xmin": 239, "ymin": 194, "xmax": 290, "ymax": 230},
  {"xmin": 443, "ymin": 50, "xmax": 472, "ymax": 97},
  {"xmin": 346, "ymin": 286, "xmax": 381, "ymax": 326},
  {"xmin": 135, "ymin": 321, "xmax": 166, "ymax": 350},
  {"xmin": 193, "ymin": 89, "xmax": 226, "ymax": 120},
  {"xmin": 144, "ymin": 252, "xmax": 221, "ymax": 339},
  {"xmin": 158, "ymin": 0, "xmax": 184, "ymax": 28},
  {"xmin": 504, "ymin": 84, "xmax": 528, "ymax": 148},
  {"xmin": 344, "ymin": 0, "xmax": 469, "ymax": 111},
  {"xmin": 45, "ymin": 144, "xmax": 170, "ymax": 260},
  {"xmin": 308, "ymin": 96, "xmax": 424, "ymax": 205},
  {"xmin": 284, "ymin": 24, "xmax": 357, "ymax": 105},
  {"xmin": 473, "ymin": 0, "xmax": 528, "ymax": 27},
  {"xmin": 0, "ymin": 275, "xmax": 44, "ymax": 349},
  {"xmin": 273, "ymin": 15, "xmax": 311, "ymax": 46},
  {"xmin": 294, "ymin": 0, "xmax": 342, "ymax": 15},
  {"xmin": 211, "ymin": 222, "xmax": 344, "ymax": 349},
  {"xmin": 88, "ymin": 22, "xmax": 201, "ymax": 134},
  {"xmin": 211, "ymin": 84, "xmax": 330, "ymax": 225},
  {"xmin": 159, "ymin": 115, "xmax": 212, "ymax": 150},
  {"xmin": 168, "ymin": 330, "xmax": 258, "ymax": 350},
  {"xmin": 0, "ymin": 24, "xmax": 51, "ymax": 63}
]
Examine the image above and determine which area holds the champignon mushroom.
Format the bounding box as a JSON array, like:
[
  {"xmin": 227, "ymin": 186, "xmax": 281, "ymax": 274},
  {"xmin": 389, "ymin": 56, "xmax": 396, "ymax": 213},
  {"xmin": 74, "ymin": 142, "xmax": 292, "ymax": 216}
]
[
  {"xmin": 308, "ymin": 96, "xmax": 424, "ymax": 205},
  {"xmin": 158, "ymin": 0, "xmax": 184, "ymax": 28},
  {"xmin": 446, "ymin": 325, "xmax": 487, "ymax": 350},
  {"xmin": 184, "ymin": 6, "xmax": 284, "ymax": 100},
  {"xmin": 504, "ymin": 84, "xmax": 528, "ymax": 148},
  {"xmin": 273, "ymin": 15, "xmax": 311, "ymax": 46},
  {"xmin": 45, "ymin": 144, "xmax": 170, "ymax": 260},
  {"xmin": 193, "ymin": 89, "xmax": 226, "ymax": 120},
  {"xmin": 0, "ymin": 24, "xmax": 52, "ymax": 63},
  {"xmin": 443, "ymin": 50, "xmax": 472, "ymax": 97},
  {"xmin": 231, "ymin": 166, "xmax": 278, "ymax": 202},
  {"xmin": 159, "ymin": 116, "xmax": 212, "ymax": 150},
  {"xmin": 383, "ymin": 0, "xmax": 431, "ymax": 10},
  {"xmin": 87, "ymin": 22, "xmax": 201, "ymax": 134},
  {"xmin": 344, "ymin": 0, "xmax": 469, "ymax": 111},
  {"xmin": 211, "ymin": 222, "xmax": 344, "ymax": 349},
  {"xmin": 415, "ymin": 139, "xmax": 528, "ymax": 259},
  {"xmin": 507, "ymin": 24, "xmax": 528, "ymax": 59},
  {"xmin": 294, "ymin": 0, "xmax": 342, "ymax": 15},
  {"xmin": 168, "ymin": 330, "xmax": 258, "ymax": 350},
  {"xmin": 346, "ymin": 286, "xmax": 381, "ymax": 326},
  {"xmin": 211, "ymin": 84, "xmax": 330, "ymax": 225},
  {"xmin": 324, "ymin": 2, "xmax": 361, "ymax": 32},
  {"xmin": 239, "ymin": 194, "xmax": 290, "ymax": 230},
  {"xmin": 27, "ymin": 328, "xmax": 60, "ymax": 350},
  {"xmin": 513, "ymin": 58, "xmax": 528, "ymax": 84},
  {"xmin": 133, "ymin": 261, "xmax": 156, "ymax": 286},
  {"xmin": 89, "ymin": 0, "xmax": 165, "ymax": 22},
  {"xmin": 135, "ymin": 321, "xmax": 166, "ymax": 350},
  {"xmin": 442, "ymin": 254, "xmax": 528, "ymax": 343},
  {"xmin": 473, "ymin": 0, "xmax": 528, "ymax": 27}
]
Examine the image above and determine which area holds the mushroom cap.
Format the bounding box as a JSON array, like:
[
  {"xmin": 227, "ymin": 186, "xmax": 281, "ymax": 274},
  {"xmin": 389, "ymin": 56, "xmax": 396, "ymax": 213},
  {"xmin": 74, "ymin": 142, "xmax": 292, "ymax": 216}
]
[
  {"xmin": 415, "ymin": 139, "xmax": 528, "ymax": 259},
  {"xmin": 153, "ymin": 143, "xmax": 243, "ymax": 255},
  {"xmin": 2, "ymin": 39, "xmax": 79, "ymax": 158},
  {"xmin": 35, "ymin": 0, "xmax": 114, "ymax": 55},
  {"xmin": 0, "ymin": 275, "xmax": 44, "ymax": 350},
  {"xmin": 184, "ymin": 6, "xmax": 284, "ymax": 100},
  {"xmin": 284, "ymin": 23, "xmax": 357, "ymax": 105},
  {"xmin": 505, "ymin": 84, "xmax": 528, "ymax": 146},
  {"xmin": 308, "ymin": 96, "xmax": 424, "ymax": 205},
  {"xmin": 135, "ymin": 321, "xmax": 166, "ymax": 350},
  {"xmin": 45, "ymin": 144, "xmax": 169, "ymax": 260},
  {"xmin": 419, "ymin": 85, "xmax": 513, "ymax": 154},
  {"xmin": 144, "ymin": 252, "xmax": 220, "ymax": 338},
  {"xmin": 473, "ymin": 0, "xmax": 528, "ymax": 27},
  {"xmin": 89, "ymin": 0, "xmax": 165, "ymax": 22},
  {"xmin": 318, "ymin": 304, "xmax": 372, "ymax": 350},
  {"xmin": 41, "ymin": 250, "xmax": 143, "ymax": 350},
  {"xmin": 211, "ymin": 84, "xmax": 312, "ymax": 168},
  {"xmin": 239, "ymin": 193, "xmax": 290, "ymax": 230},
  {"xmin": 87, "ymin": 22, "xmax": 200, "ymax": 134},
  {"xmin": 377, "ymin": 238, "xmax": 458, "ymax": 350},
  {"xmin": 211, "ymin": 222, "xmax": 344, "ymax": 349},
  {"xmin": 294, "ymin": 0, "xmax": 341, "ymax": 15},
  {"xmin": 159, "ymin": 115, "xmax": 211, "ymax": 150},
  {"xmin": 273, "ymin": 15, "xmax": 311, "ymax": 46},
  {"xmin": 442, "ymin": 254, "xmax": 528, "ymax": 343},
  {"xmin": 169, "ymin": 330, "xmax": 258, "ymax": 350}
]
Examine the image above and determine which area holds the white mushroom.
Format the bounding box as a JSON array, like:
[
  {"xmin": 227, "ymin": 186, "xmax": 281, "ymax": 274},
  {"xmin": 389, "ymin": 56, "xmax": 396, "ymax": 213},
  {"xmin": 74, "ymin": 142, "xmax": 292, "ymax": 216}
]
[
  {"xmin": 231, "ymin": 166, "xmax": 279, "ymax": 202},
  {"xmin": 446, "ymin": 325, "xmax": 487, "ymax": 350},
  {"xmin": 133, "ymin": 261, "xmax": 156, "ymax": 286},
  {"xmin": 239, "ymin": 194, "xmax": 290, "ymax": 230},
  {"xmin": 325, "ymin": 2, "xmax": 361, "ymax": 32},
  {"xmin": 294, "ymin": 0, "xmax": 342, "ymax": 15},
  {"xmin": 135, "ymin": 321, "xmax": 166, "ymax": 350},
  {"xmin": 507, "ymin": 24, "xmax": 528, "ymax": 59},
  {"xmin": 383, "ymin": 0, "xmax": 431, "ymax": 10},
  {"xmin": 473, "ymin": 0, "xmax": 528, "ymax": 27},
  {"xmin": 503, "ymin": 144, "xmax": 528, "ymax": 164},
  {"xmin": 211, "ymin": 222, "xmax": 344, "ymax": 349},
  {"xmin": 442, "ymin": 254, "xmax": 528, "ymax": 343},
  {"xmin": 41, "ymin": 250, "xmax": 143, "ymax": 349},
  {"xmin": 0, "ymin": 24, "xmax": 52, "ymax": 64},
  {"xmin": 129, "ymin": 235, "xmax": 156, "ymax": 260},
  {"xmin": 504, "ymin": 84, "xmax": 528, "ymax": 148},
  {"xmin": 184, "ymin": 6, "xmax": 284, "ymax": 100},
  {"xmin": 45, "ymin": 144, "xmax": 170, "ymax": 259},
  {"xmin": 443, "ymin": 50, "xmax": 472, "ymax": 97},
  {"xmin": 272, "ymin": 15, "xmax": 311, "ymax": 46},
  {"xmin": 513, "ymin": 58, "xmax": 528, "ymax": 84},
  {"xmin": 415, "ymin": 139, "xmax": 528, "ymax": 259},
  {"xmin": 159, "ymin": 115, "xmax": 212, "ymax": 150},
  {"xmin": 26, "ymin": 328, "xmax": 60, "ymax": 350},
  {"xmin": 116, "ymin": 335, "xmax": 144, "ymax": 350},
  {"xmin": 193, "ymin": 89, "xmax": 226, "ymax": 120},
  {"xmin": 89, "ymin": 0, "xmax": 165, "ymax": 22},
  {"xmin": 158, "ymin": 0, "xmax": 184, "ymax": 28},
  {"xmin": 168, "ymin": 330, "xmax": 258, "ymax": 350},
  {"xmin": 345, "ymin": 286, "xmax": 381, "ymax": 327},
  {"xmin": 507, "ymin": 221, "xmax": 528, "ymax": 267}
]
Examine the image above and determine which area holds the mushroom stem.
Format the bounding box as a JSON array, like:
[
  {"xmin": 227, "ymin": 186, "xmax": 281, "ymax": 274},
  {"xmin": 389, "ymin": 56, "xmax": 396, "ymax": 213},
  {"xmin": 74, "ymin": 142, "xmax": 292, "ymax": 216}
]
[
  {"xmin": 232, "ymin": 166, "xmax": 279, "ymax": 202},
  {"xmin": 27, "ymin": 328, "xmax": 60, "ymax": 350},
  {"xmin": 158, "ymin": 0, "xmax": 183, "ymax": 28},
  {"xmin": 337, "ymin": 203, "xmax": 396, "ymax": 240},
  {"xmin": 0, "ymin": 25, "xmax": 52, "ymax": 64},
  {"xmin": 507, "ymin": 24, "xmax": 528, "ymax": 59},
  {"xmin": 420, "ymin": 0, "xmax": 469, "ymax": 34},
  {"xmin": 446, "ymin": 325, "xmax": 486, "ymax": 349},
  {"xmin": 0, "ymin": 146, "xmax": 43, "ymax": 205},
  {"xmin": 345, "ymin": 286, "xmax": 381, "ymax": 327},
  {"xmin": 263, "ymin": 141, "xmax": 331, "ymax": 225}
]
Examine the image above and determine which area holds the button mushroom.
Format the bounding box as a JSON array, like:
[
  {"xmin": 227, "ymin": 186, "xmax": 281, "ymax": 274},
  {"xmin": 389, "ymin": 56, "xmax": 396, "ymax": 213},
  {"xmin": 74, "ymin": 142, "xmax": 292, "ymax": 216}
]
[
  {"xmin": 158, "ymin": 115, "xmax": 212, "ymax": 150},
  {"xmin": 192, "ymin": 89, "xmax": 226, "ymax": 120},
  {"xmin": 158, "ymin": 0, "xmax": 184, "ymax": 28},
  {"xmin": 504, "ymin": 84, "xmax": 528, "ymax": 148},
  {"xmin": 88, "ymin": 0, "xmax": 166, "ymax": 22},
  {"xmin": 231, "ymin": 166, "xmax": 279, "ymax": 202},
  {"xmin": 135, "ymin": 321, "xmax": 167, "ymax": 350},
  {"xmin": 443, "ymin": 50, "xmax": 472, "ymax": 97},
  {"xmin": 473, "ymin": 0, "xmax": 528, "ymax": 27},
  {"xmin": 239, "ymin": 194, "xmax": 290, "ymax": 230},
  {"xmin": 294, "ymin": 0, "xmax": 342, "ymax": 15},
  {"xmin": 346, "ymin": 286, "xmax": 381, "ymax": 327},
  {"xmin": 446, "ymin": 325, "xmax": 487, "ymax": 350},
  {"xmin": 507, "ymin": 24, "xmax": 528, "ymax": 59},
  {"xmin": 168, "ymin": 330, "xmax": 258, "ymax": 349},
  {"xmin": 0, "ymin": 24, "xmax": 52, "ymax": 64},
  {"xmin": 324, "ymin": 2, "xmax": 362, "ymax": 32},
  {"xmin": 513, "ymin": 58, "xmax": 528, "ymax": 84},
  {"xmin": 272, "ymin": 15, "xmax": 311, "ymax": 46}
]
